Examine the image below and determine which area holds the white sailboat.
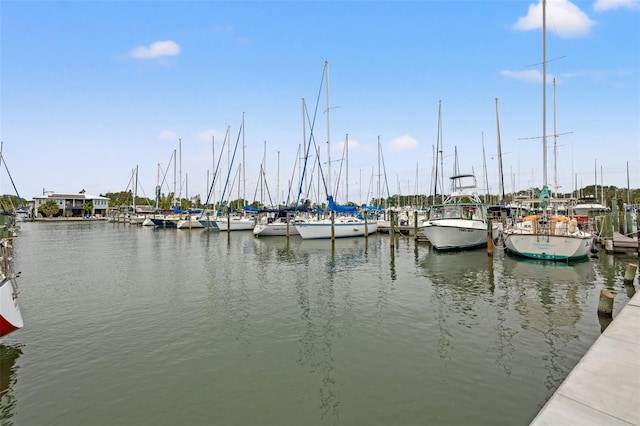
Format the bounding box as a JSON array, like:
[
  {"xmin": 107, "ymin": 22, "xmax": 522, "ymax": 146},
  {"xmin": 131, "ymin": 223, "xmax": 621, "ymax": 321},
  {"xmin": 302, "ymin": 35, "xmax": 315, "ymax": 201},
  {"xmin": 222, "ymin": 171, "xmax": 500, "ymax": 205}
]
[
  {"xmin": 502, "ymin": 0, "xmax": 594, "ymax": 261},
  {"xmin": 293, "ymin": 62, "xmax": 377, "ymax": 240},
  {"xmin": 213, "ymin": 114, "xmax": 256, "ymax": 232},
  {"xmin": 0, "ymin": 239, "xmax": 22, "ymax": 338}
]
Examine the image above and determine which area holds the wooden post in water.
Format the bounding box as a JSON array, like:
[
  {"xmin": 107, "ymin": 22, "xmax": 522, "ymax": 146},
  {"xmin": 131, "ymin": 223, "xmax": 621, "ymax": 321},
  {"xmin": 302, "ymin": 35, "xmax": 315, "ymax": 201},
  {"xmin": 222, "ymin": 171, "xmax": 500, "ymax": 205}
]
[
  {"xmin": 487, "ymin": 220, "xmax": 494, "ymax": 256},
  {"xmin": 390, "ymin": 211, "xmax": 395, "ymax": 249},
  {"xmin": 623, "ymin": 263, "xmax": 637, "ymax": 285},
  {"xmin": 414, "ymin": 211, "xmax": 419, "ymax": 241},
  {"xmin": 286, "ymin": 214, "xmax": 290, "ymax": 238},
  {"xmin": 227, "ymin": 209, "xmax": 231, "ymax": 233},
  {"xmin": 597, "ymin": 289, "xmax": 614, "ymax": 317},
  {"xmin": 364, "ymin": 213, "xmax": 369, "ymax": 239},
  {"xmin": 331, "ymin": 211, "xmax": 335, "ymax": 241}
]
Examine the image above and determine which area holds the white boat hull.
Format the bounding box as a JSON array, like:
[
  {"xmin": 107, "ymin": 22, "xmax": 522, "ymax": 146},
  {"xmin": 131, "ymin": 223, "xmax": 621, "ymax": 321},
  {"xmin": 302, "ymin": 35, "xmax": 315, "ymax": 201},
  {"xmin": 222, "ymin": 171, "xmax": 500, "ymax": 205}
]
[
  {"xmin": 0, "ymin": 277, "xmax": 23, "ymax": 338},
  {"xmin": 503, "ymin": 231, "xmax": 593, "ymax": 261},
  {"xmin": 419, "ymin": 219, "xmax": 487, "ymax": 250},
  {"xmin": 295, "ymin": 218, "xmax": 378, "ymax": 240},
  {"xmin": 215, "ymin": 217, "xmax": 255, "ymax": 231},
  {"xmin": 253, "ymin": 222, "xmax": 300, "ymax": 237},
  {"xmin": 176, "ymin": 217, "xmax": 204, "ymax": 229}
]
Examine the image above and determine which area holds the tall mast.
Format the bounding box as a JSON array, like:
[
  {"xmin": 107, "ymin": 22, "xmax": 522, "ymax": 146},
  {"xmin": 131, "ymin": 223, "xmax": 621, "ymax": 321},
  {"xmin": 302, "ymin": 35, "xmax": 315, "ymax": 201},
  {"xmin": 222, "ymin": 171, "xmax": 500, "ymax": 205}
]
[
  {"xmin": 325, "ymin": 60, "xmax": 332, "ymax": 199},
  {"xmin": 542, "ymin": 0, "xmax": 548, "ymax": 189},
  {"xmin": 553, "ymin": 78, "xmax": 558, "ymax": 195},
  {"xmin": 377, "ymin": 135, "xmax": 381, "ymax": 206},
  {"xmin": 345, "ymin": 133, "xmax": 349, "ymax": 203},
  {"xmin": 495, "ymin": 98, "xmax": 505, "ymax": 203},
  {"xmin": 173, "ymin": 148, "xmax": 177, "ymax": 207},
  {"xmin": 242, "ymin": 112, "xmax": 246, "ymax": 207}
]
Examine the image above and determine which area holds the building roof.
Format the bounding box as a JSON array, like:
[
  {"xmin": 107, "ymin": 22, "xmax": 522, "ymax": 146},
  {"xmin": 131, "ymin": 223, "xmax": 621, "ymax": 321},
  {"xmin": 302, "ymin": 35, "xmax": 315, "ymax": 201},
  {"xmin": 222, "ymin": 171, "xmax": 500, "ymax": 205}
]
[{"xmin": 33, "ymin": 192, "xmax": 109, "ymax": 201}]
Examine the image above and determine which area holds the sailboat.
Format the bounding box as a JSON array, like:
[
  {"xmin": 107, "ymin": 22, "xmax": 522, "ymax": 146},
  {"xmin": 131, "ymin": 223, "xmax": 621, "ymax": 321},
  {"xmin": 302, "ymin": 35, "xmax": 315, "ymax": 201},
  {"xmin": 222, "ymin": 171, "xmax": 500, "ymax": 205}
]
[
  {"xmin": 214, "ymin": 115, "xmax": 256, "ymax": 232},
  {"xmin": 293, "ymin": 62, "xmax": 378, "ymax": 240},
  {"xmin": 0, "ymin": 239, "xmax": 22, "ymax": 338},
  {"xmin": 501, "ymin": 0, "xmax": 594, "ymax": 261}
]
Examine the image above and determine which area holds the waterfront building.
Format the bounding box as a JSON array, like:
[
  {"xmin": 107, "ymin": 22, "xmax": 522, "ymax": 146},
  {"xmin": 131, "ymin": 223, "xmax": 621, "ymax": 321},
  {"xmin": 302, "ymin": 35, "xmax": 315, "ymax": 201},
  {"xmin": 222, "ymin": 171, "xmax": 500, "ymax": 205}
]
[{"xmin": 33, "ymin": 192, "xmax": 109, "ymax": 218}]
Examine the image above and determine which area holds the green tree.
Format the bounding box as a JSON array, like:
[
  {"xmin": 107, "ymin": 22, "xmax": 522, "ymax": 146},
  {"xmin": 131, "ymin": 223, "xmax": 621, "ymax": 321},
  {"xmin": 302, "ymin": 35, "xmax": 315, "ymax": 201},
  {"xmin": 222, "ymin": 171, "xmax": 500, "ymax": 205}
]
[
  {"xmin": 82, "ymin": 201, "xmax": 93, "ymax": 216},
  {"xmin": 39, "ymin": 200, "xmax": 60, "ymax": 217}
]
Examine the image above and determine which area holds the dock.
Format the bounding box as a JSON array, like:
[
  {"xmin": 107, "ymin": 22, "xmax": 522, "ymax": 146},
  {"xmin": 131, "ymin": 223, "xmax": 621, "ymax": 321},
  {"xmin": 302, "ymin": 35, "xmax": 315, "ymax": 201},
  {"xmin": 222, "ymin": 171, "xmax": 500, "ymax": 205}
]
[
  {"xmin": 530, "ymin": 289, "xmax": 640, "ymax": 425},
  {"xmin": 604, "ymin": 232, "xmax": 638, "ymax": 254}
]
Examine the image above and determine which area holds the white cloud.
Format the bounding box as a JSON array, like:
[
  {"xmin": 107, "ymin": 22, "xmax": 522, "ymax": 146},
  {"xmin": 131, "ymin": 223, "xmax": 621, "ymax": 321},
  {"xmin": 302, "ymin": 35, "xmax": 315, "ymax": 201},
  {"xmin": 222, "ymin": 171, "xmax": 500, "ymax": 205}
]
[
  {"xmin": 513, "ymin": 0, "xmax": 596, "ymax": 38},
  {"xmin": 500, "ymin": 69, "xmax": 558, "ymax": 84},
  {"xmin": 594, "ymin": 0, "xmax": 640, "ymax": 11},
  {"xmin": 500, "ymin": 69, "xmax": 543, "ymax": 83},
  {"xmin": 389, "ymin": 135, "xmax": 417, "ymax": 152},
  {"xmin": 130, "ymin": 40, "xmax": 181, "ymax": 59},
  {"xmin": 333, "ymin": 138, "xmax": 360, "ymax": 154},
  {"xmin": 157, "ymin": 130, "xmax": 178, "ymax": 140}
]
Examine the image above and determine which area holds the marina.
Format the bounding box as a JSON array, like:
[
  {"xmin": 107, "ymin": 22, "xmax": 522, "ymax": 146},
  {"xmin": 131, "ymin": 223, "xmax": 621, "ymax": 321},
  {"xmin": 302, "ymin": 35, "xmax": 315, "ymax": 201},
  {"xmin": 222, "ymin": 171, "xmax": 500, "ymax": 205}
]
[{"xmin": 1, "ymin": 220, "xmax": 637, "ymax": 425}]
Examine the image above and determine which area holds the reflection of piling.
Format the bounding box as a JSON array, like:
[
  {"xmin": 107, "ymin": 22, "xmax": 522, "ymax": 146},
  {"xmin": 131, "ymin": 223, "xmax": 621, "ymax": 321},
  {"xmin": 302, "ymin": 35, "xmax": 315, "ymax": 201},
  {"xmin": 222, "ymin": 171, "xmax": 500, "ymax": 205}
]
[
  {"xmin": 623, "ymin": 263, "xmax": 637, "ymax": 285},
  {"xmin": 597, "ymin": 289, "xmax": 614, "ymax": 317},
  {"xmin": 487, "ymin": 221, "xmax": 494, "ymax": 256}
]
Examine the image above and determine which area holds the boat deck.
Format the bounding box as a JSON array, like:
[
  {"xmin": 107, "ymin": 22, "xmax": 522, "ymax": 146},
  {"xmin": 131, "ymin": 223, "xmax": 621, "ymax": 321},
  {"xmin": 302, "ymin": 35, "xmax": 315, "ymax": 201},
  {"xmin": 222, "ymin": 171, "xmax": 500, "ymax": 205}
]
[{"xmin": 530, "ymin": 290, "xmax": 640, "ymax": 425}]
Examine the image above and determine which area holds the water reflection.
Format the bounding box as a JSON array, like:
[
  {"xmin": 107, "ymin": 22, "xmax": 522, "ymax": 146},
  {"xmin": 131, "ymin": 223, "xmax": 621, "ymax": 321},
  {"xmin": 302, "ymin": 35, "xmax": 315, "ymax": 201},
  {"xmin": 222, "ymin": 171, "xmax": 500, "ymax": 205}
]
[
  {"xmin": 502, "ymin": 256, "xmax": 596, "ymax": 391},
  {"xmin": 0, "ymin": 343, "xmax": 22, "ymax": 425},
  {"xmin": 419, "ymin": 248, "xmax": 493, "ymax": 361}
]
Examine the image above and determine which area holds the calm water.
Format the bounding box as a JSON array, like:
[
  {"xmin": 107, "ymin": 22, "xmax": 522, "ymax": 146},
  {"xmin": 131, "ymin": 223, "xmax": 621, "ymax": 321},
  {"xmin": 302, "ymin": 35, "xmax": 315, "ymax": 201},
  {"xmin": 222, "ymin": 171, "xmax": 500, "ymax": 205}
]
[{"xmin": 1, "ymin": 221, "xmax": 636, "ymax": 425}]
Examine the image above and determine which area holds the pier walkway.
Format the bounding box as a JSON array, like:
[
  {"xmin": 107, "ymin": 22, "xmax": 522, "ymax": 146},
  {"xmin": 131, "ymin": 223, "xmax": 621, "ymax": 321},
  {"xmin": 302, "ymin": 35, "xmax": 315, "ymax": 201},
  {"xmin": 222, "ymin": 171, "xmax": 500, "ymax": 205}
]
[{"xmin": 530, "ymin": 290, "xmax": 640, "ymax": 425}]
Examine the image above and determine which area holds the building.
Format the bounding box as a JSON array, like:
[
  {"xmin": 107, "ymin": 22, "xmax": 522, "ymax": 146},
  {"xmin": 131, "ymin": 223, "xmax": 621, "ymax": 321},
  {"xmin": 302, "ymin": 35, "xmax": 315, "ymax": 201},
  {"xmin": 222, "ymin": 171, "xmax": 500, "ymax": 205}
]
[{"xmin": 33, "ymin": 192, "xmax": 109, "ymax": 218}]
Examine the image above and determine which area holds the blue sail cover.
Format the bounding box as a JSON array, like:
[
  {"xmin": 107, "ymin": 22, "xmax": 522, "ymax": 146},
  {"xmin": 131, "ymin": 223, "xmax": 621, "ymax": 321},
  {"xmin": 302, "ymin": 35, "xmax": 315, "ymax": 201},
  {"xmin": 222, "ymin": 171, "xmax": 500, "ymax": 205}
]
[{"xmin": 327, "ymin": 196, "xmax": 359, "ymax": 214}]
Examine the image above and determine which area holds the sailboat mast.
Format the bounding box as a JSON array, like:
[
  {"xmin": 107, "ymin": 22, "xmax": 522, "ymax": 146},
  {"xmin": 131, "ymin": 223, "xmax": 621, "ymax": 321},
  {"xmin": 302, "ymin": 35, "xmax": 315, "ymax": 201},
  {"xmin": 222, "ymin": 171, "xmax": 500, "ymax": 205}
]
[
  {"xmin": 542, "ymin": 0, "xmax": 548, "ymax": 188},
  {"xmin": 495, "ymin": 98, "xmax": 505, "ymax": 202},
  {"xmin": 173, "ymin": 148, "xmax": 177, "ymax": 207},
  {"xmin": 553, "ymin": 78, "xmax": 558, "ymax": 195},
  {"xmin": 325, "ymin": 60, "xmax": 332, "ymax": 199},
  {"xmin": 377, "ymin": 135, "xmax": 381, "ymax": 206},
  {"xmin": 346, "ymin": 133, "xmax": 349, "ymax": 203},
  {"xmin": 242, "ymin": 112, "xmax": 246, "ymax": 208}
]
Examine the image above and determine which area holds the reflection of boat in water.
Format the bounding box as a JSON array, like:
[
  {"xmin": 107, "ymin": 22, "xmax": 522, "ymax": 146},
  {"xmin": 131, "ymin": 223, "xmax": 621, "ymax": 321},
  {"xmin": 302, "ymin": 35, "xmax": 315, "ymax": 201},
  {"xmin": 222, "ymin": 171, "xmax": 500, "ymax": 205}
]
[
  {"xmin": 502, "ymin": 255, "xmax": 594, "ymax": 284},
  {"xmin": 0, "ymin": 343, "xmax": 22, "ymax": 422},
  {"xmin": 419, "ymin": 248, "xmax": 490, "ymax": 280}
]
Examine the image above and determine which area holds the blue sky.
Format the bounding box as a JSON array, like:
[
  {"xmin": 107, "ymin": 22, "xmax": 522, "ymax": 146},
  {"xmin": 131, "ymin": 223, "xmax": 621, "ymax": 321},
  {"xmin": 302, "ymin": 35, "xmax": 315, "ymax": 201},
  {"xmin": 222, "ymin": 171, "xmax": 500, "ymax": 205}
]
[{"xmin": 1, "ymin": 0, "xmax": 638, "ymax": 205}]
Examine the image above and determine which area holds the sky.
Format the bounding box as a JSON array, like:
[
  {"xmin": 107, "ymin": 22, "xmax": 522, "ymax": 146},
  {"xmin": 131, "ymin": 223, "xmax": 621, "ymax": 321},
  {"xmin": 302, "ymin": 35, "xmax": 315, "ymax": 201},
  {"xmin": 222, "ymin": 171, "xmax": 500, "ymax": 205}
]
[{"xmin": 1, "ymin": 0, "xmax": 638, "ymax": 206}]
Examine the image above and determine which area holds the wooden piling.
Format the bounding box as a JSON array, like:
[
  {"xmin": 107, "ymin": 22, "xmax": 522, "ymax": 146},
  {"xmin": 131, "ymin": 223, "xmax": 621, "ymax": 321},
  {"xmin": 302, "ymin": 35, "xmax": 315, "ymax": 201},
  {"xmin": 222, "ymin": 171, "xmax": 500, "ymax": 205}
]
[
  {"xmin": 487, "ymin": 220, "xmax": 494, "ymax": 256},
  {"xmin": 597, "ymin": 289, "xmax": 614, "ymax": 317},
  {"xmin": 331, "ymin": 212, "xmax": 335, "ymax": 241},
  {"xmin": 390, "ymin": 211, "xmax": 395, "ymax": 249},
  {"xmin": 413, "ymin": 211, "xmax": 419, "ymax": 241},
  {"xmin": 623, "ymin": 263, "xmax": 637, "ymax": 285},
  {"xmin": 364, "ymin": 213, "xmax": 368, "ymax": 239}
]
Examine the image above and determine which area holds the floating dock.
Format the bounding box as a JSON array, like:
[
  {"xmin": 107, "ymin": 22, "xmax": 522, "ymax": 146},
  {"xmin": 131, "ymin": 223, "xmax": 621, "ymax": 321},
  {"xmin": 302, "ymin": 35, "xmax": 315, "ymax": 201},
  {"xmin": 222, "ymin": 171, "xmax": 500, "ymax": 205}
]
[
  {"xmin": 603, "ymin": 232, "xmax": 639, "ymax": 254},
  {"xmin": 530, "ymin": 290, "xmax": 640, "ymax": 425}
]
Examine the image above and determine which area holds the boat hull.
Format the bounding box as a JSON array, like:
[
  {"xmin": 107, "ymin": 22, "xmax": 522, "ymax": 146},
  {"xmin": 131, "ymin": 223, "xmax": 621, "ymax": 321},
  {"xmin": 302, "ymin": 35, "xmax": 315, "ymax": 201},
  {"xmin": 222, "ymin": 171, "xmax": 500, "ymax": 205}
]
[
  {"xmin": 215, "ymin": 218, "xmax": 255, "ymax": 231},
  {"xmin": 0, "ymin": 278, "xmax": 23, "ymax": 338},
  {"xmin": 503, "ymin": 232, "xmax": 593, "ymax": 261},
  {"xmin": 253, "ymin": 222, "xmax": 300, "ymax": 237},
  {"xmin": 176, "ymin": 218, "xmax": 204, "ymax": 229},
  {"xmin": 420, "ymin": 219, "xmax": 487, "ymax": 250},
  {"xmin": 295, "ymin": 219, "xmax": 378, "ymax": 240}
]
